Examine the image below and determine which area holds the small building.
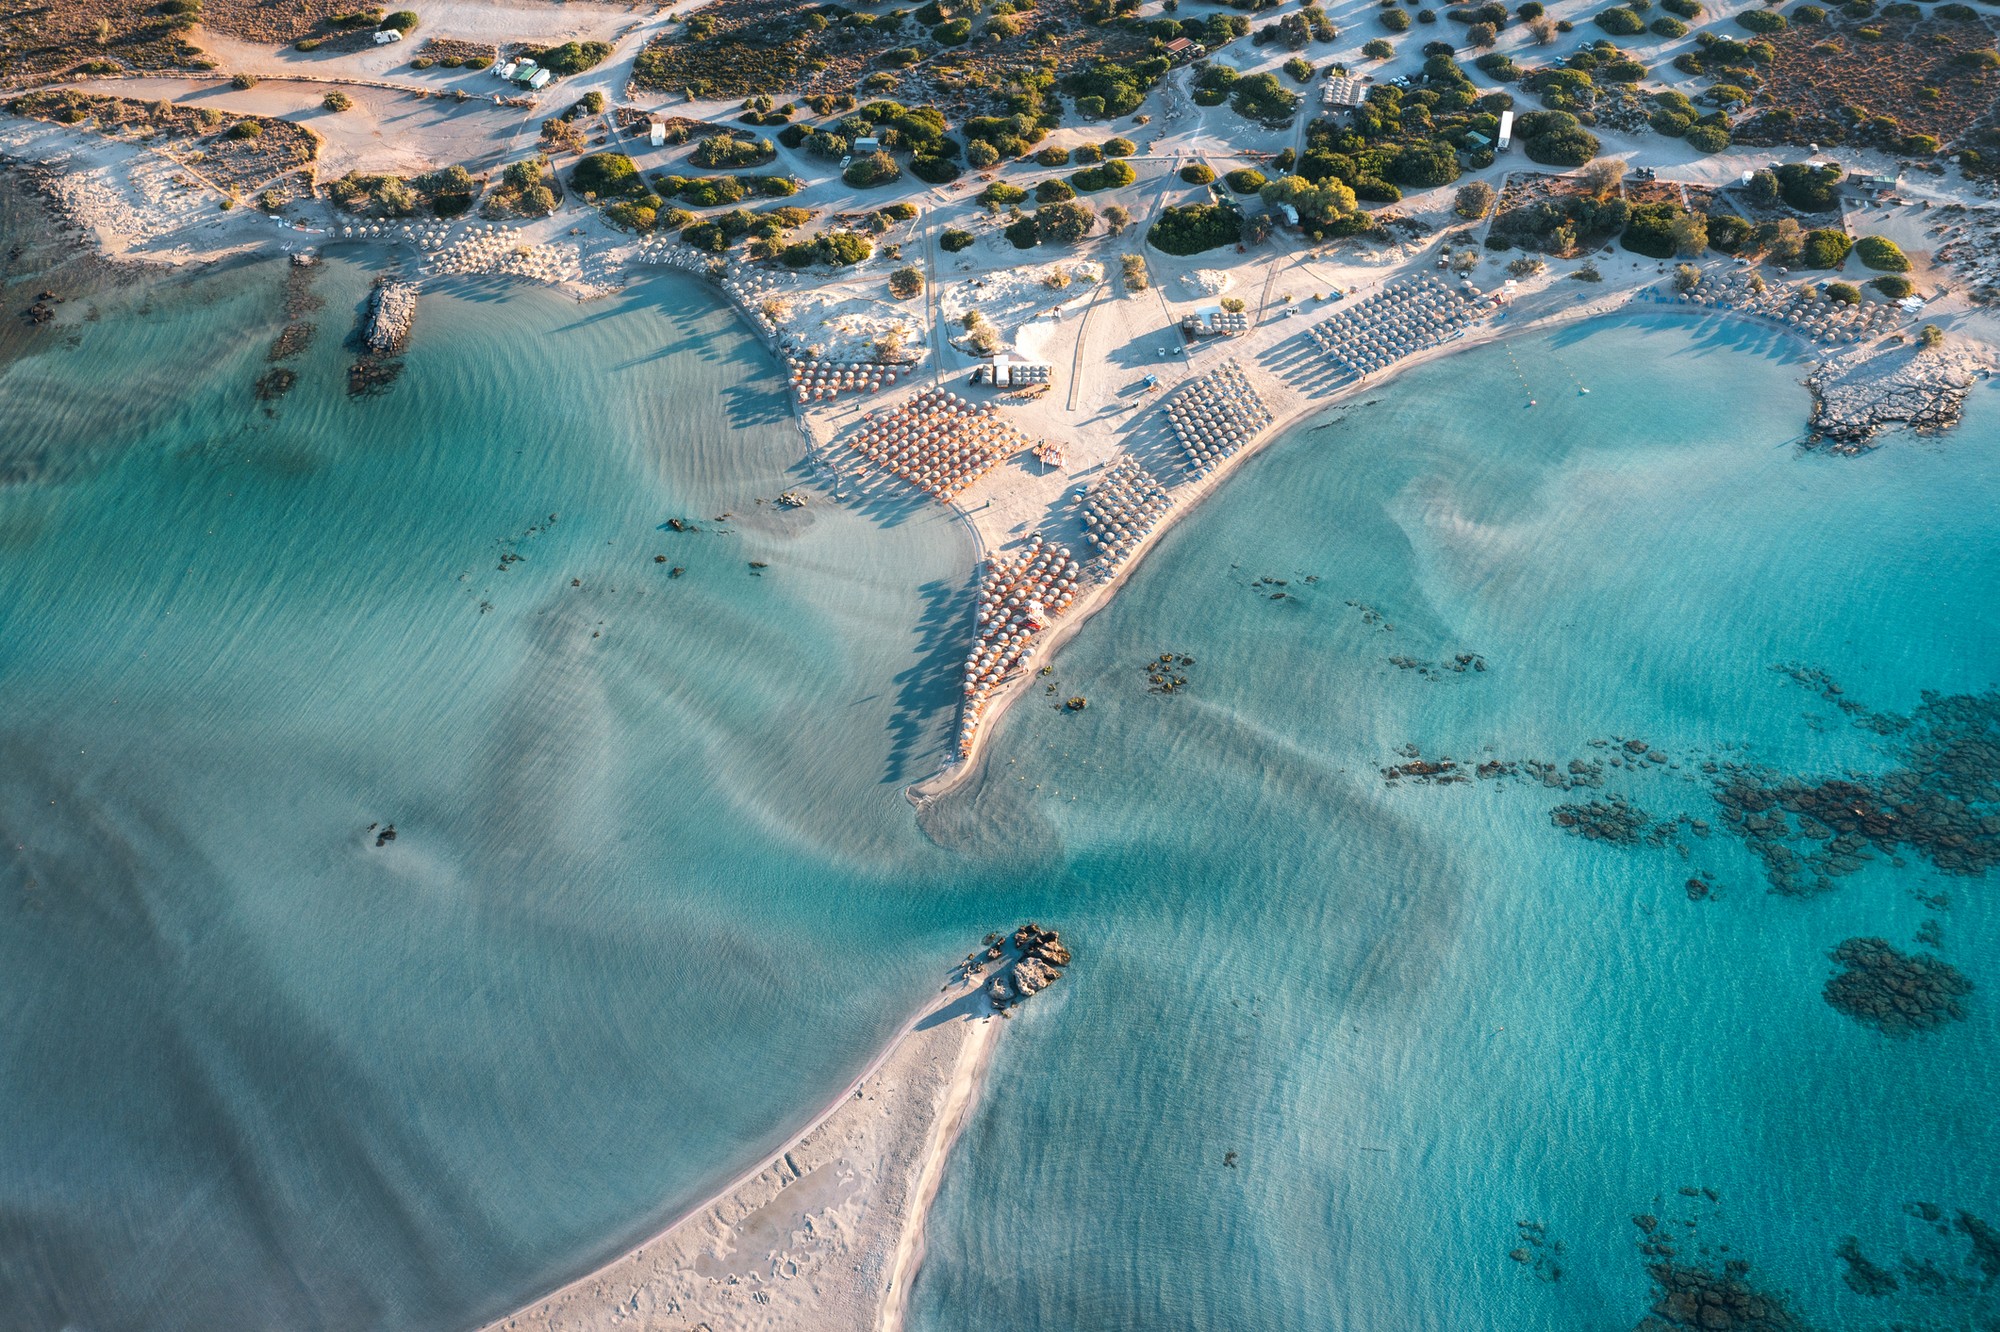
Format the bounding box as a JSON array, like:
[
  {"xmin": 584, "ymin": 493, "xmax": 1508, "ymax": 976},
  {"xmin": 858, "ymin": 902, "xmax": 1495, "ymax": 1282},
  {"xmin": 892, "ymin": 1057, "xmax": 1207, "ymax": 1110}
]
[
  {"xmin": 1164, "ymin": 37, "xmax": 1201, "ymax": 62},
  {"xmin": 649, "ymin": 120, "xmax": 667, "ymax": 147},
  {"xmin": 1851, "ymin": 172, "xmax": 1897, "ymax": 192},
  {"xmin": 1276, "ymin": 202, "xmax": 1299, "ymax": 227},
  {"xmin": 526, "ymin": 67, "xmax": 552, "ymax": 90},
  {"xmin": 1321, "ymin": 76, "xmax": 1367, "ymax": 109},
  {"xmin": 1464, "ymin": 130, "xmax": 1492, "ymax": 152},
  {"xmin": 373, "ymin": 27, "xmax": 402, "ymax": 43},
  {"xmin": 1496, "ymin": 109, "xmax": 1515, "ymax": 153},
  {"xmin": 852, "ymin": 136, "xmax": 882, "ymax": 155},
  {"xmin": 978, "ymin": 355, "xmax": 1054, "ymax": 388},
  {"xmin": 1181, "ymin": 305, "xmax": 1250, "ymax": 337}
]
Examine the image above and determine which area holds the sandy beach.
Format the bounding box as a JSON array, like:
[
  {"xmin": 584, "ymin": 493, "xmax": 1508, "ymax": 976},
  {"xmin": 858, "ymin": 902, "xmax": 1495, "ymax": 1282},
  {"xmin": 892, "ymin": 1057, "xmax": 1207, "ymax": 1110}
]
[{"xmin": 475, "ymin": 968, "xmax": 1003, "ymax": 1332}]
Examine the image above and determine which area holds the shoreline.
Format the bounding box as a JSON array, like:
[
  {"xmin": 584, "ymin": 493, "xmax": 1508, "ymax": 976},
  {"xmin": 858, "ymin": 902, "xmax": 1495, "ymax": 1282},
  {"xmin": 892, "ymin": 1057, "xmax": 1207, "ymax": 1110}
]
[
  {"xmin": 904, "ymin": 277, "xmax": 1660, "ymax": 808},
  {"xmin": 474, "ymin": 958, "xmax": 1004, "ymax": 1332}
]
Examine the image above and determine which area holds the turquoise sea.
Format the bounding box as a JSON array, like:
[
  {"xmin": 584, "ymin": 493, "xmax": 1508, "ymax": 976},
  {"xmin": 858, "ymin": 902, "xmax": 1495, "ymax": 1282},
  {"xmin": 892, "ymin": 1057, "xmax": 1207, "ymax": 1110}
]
[{"xmin": 1, "ymin": 224, "xmax": 1995, "ymax": 1332}]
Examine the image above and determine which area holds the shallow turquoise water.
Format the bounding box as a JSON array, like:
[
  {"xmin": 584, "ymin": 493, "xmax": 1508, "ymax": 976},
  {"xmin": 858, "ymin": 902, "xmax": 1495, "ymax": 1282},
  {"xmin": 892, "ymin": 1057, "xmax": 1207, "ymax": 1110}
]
[
  {"xmin": 1, "ymin": 237, "xmax": 1994, "ymax": 1332},
  {"xmin": 910, "ymin": 314, "xmax": 2000, "ymax": 1330}
]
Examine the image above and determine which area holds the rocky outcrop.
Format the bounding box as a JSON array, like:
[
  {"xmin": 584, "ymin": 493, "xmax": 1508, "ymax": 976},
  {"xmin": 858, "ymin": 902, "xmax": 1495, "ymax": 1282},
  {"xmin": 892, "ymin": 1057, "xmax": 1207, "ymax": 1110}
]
[
  {"xmin": 983, "ymin": 923, "xmax": 1070, "ymax": 1011},
  {"xmin": 365, "ymin": 279, "xmax": 418, "ymax": 354},
  {"xmin": 1807, "ymin": 345, "xmax": 1978, "ymax": 453}
]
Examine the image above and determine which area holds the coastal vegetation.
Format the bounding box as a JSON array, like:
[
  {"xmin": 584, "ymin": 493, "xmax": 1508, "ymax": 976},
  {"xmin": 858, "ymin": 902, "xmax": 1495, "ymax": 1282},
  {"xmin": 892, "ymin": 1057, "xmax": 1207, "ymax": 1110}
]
[
  {"xmin": 1855, "ymin": 236, "xmax": 1910, "ymax": 271},
  {"xmin": 483, "ymin": 157, "xmax": 558, "ymax": 218},
  {"xmin": 571, "ymin": 152, "xmax": 644, "ymax": 200},
  {"xmin": 1148, "ymin": 202, "xmax": 1242, "ymax": 255}
]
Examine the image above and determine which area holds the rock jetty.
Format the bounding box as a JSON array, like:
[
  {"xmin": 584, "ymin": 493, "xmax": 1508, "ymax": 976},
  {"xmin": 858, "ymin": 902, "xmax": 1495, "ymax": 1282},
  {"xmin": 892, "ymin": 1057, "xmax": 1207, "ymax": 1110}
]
[
  {"xmin": 364, "ymin": 279, "xmax": 419, "ymax": 354},
  {"xmin": 985, "ymin": 922, "xmax": 1071, "ymax": 1010},
  {"xmin": 1807, "ymin": 345, "xmax": 1977, "ymax": 451}
]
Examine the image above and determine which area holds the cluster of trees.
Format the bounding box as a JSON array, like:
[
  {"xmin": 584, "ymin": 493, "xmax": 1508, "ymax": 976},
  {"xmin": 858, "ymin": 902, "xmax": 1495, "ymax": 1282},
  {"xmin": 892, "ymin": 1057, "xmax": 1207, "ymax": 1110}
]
[
  {"xmin": 1148, "ymin": 202, "xmax": 1243, "ymax": 255},
  {"xmin": 691, "ymin": 132, "xmax": 776, "ymax": 170},
  {"xmin": 1066, "ymin": 55, "xmax": 1175, "ymax": 118},
  {"xmin": 484, "ymin": 157, "xmax": 558, "ymax": 219},
  {"xmin": 1004, "ymin": 200, "xmax": 1099, "ymax": 247},
  {"xmin": 781, "ymin": 230, "xmax": 874, "ymax": 267},
  {"xmin": 1294, "ymin": 56, "xmax": 1511, "ymax": 198}
]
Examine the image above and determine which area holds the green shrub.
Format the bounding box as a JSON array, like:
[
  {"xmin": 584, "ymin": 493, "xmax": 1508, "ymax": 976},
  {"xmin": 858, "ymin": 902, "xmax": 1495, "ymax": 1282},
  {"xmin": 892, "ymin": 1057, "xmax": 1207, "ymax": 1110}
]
[
  {"xmin": 940, "ymin": 227, "xmax": 976, "ymax": 251},
  {"xmin": 1594, "ymin": 6, "xmax": 1646, "ymax": 33},
  {"xmin": 1853, "ymin": 235, "xmax": 1908, "ymax": 271},
  {"xmin": 979, "ymin": 181, "xmax": 1027, "ymax": 206},
  {"xmin": 1005, "ymin": 217, "xmax": 1039, "ymax": 247},
  {"xmin": 231, "ymin": 72, "xmax": 257, "ymax": 89},
  {"xmin": 227, "ymin": 120, "xmax": 262, "ymax": 139},
  {"xmin": 911, "ymin": 155, "xmax": 961, "ymax": 184},
  {"xmin": 1621, "ymin": 200, "xmax": 1694, "ymax": 257},
  {"xmin": 678, "ymin": 175, "xmax": 745, "ymax": 207},
  {"xmin": 1519, "ymin": 110, "xmax": 1600, "ymax": 165},
  {"xmin": 1706, "ymin": 213, "xmax": 1753, "ymax": 252},
  {"xmin": 1822, "ymin": 281, "xmax": 1859, "ymax": 304},
  {"xmin": 1389, "ymin": 140, "xmax": 1460, "ymax": 187},
  {"xmin": 932, "ymin": 17, "xmax": 973, "ymax": 44},
  {"xmin": 1792, "ymin": 3, "xmax": 1825, "ymax": 19},
  {"xmin": 1180, "ymin": 163, "xmax": 1217, "ymax": 184},
  {"xmin": 1230, "ymin": 72, "xmax": 1299, "ymax": 124},
  {"xmin": 532, "ymin": 40, "xmax": 613, "ymax": 75},
  {"xmin": 1102, "ymin": 136, "xmax": 1136, "ymax": 157},
  {"xmin": 1801, "ymin": 227, "xmax": 1852, "ymax": 267},
  {"xmin": 844, "ymin": 151, "xmax": 902, "ymax": 187},
  {"xmin": 381, "ymin": 9, "xmax": 418, "ymax": 31},
  {"xmin": 322, "ymin": 90, "xmax": 353, "ymax": 112},
  {"xmin": 1073, "ymin": 159, "xmax": 1136, "ymax": 191},
  {"xmin": 1036, "ymin": 199, "xmax": 1097, "ymax": 244},
  {"xmin": 1224, "ymin": 167, "xmax": 1267, "ymax": 193},
  {"xmin": 572, "ymin": 152, "xmax": 644, "ymax": 199},
  {"xmin": 1363, "ymin": 37, "xmax": 1397, "ymax": 57},
  {"xmin": 1870, "ymin": 274, "xmax": 1913, "ymax": 298},
  {"xmin": 605, "ymin": 200, "xmax": 658, "ymax": 233},
  {"xmin": 1684, "ymin": 122, "xmax": 1730, "ymax": 152},
  {"xmin": 1036, "ymin": 145, "xmax": 1071, "ymax": 166},
  {"xmin": 1381, "ymin": 7, "xmax": 1413, "ymax": 29},
  {"xmin": 1033, "ymin": 177, "xmax": 1074, "ymax": 203},
  {"xmin": 1650, "ymin": 15, "xmax": 1688, "ymax": 34},
  {"xmin": 1736, "ymin": 7, "xmax": 1785, "ymax": 30},
  {"xmin": 1148, "ymin": 202, "xmax": 1243, "ymax": 255}
]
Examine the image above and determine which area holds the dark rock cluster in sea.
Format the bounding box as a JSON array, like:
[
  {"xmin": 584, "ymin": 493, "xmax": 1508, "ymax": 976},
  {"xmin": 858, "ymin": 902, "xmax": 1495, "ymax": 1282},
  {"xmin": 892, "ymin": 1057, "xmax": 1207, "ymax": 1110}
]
[
  {"xmin": 1822, "ymin": 937, "xmax": 1972, "ymax": 1035},
  {"xmin": 1389, "ymin": 651, "xmax": 1487, "ymax": 680},
  {"xmin": 1508, "ymin": 1219, "xmax": 1564, "ymax": 1283},
  {"xmin": 253, "ymin": 369, "xmax": 296, "ymax": 402},
  {"xmin": 1636, "ymin": 1259, "xmax": 1813, "ymax": 1332},
  {"xmin": 1771, "ymin": 663, "xmax": 1907, "ymax": 736},
  {"xmin": 984, "ymin": 922, "xmax": 1070, "ymax": 1012},
  {"xmin": 1713, "ymin": 688, "xmax": 2000, "ymax": 896},
  {"xmin": 1834, "ymin": 1235, "xmax": 1899, "ymax": 1296},
  {"xmin": 1551, "ymin": 793, "xmax": 1662, "ymax": 846},
  {"xmin": 1141, "ymin": 651, "xmax": 1194, "ymax": 695}
]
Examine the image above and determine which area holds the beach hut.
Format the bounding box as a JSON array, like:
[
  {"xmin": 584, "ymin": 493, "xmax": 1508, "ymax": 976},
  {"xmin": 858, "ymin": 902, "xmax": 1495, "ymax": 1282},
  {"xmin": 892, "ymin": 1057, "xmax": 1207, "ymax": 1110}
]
[{"xmin": 649, "ymin": 121, "xmax": 667, "ymax": 147}]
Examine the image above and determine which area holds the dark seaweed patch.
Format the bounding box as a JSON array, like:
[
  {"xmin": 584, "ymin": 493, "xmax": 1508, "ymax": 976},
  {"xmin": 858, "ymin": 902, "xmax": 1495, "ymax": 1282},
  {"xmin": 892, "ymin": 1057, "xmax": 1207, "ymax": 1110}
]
[{"xmin": 1822, "ymin": 937, "xmax": 1972, "ymax": 1035}]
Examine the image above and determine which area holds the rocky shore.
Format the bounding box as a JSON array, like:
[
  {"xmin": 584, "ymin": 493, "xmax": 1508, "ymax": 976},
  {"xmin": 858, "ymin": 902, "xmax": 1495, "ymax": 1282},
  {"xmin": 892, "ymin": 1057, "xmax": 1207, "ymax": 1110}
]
[
  {"xmin": 364, "ymin": 278, "xmax": 418, "ymax": 355},
  {"xmin": 1806, "ymin": 343, "xmax": 1981, "ymax": 451}
]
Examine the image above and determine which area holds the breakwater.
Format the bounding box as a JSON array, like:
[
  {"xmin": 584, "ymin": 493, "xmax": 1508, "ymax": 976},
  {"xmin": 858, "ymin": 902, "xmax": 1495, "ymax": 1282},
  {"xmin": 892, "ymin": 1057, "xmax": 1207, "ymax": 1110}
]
[{"xmin": 364, "ymin": 279, "xmax": 418, "ymax": 354}]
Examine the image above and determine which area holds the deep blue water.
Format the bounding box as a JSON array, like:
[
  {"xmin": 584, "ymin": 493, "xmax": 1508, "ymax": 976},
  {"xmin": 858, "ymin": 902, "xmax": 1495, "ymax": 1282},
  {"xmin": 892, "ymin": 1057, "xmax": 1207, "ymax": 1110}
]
[{"xmin": 1, "ymin": 241, "xmax": 1994, "ymax": 1332}]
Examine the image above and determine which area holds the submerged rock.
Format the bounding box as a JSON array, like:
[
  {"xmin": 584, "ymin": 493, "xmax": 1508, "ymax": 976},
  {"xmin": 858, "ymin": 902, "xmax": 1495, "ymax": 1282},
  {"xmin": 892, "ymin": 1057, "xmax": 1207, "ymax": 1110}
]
[
  {"xmin": 1637, "ymin": 1260, "xmax": 1813, "ymax": 1332},
  {"xmin": 1822, "ymin": 937, "xmax": 1971, "ymax": 1035}
]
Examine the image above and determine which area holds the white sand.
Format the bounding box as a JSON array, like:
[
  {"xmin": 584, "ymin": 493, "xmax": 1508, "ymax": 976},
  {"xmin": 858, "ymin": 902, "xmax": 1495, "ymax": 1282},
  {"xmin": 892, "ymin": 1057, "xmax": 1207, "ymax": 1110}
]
[{"xmin": 478, "ymin": 976, "xmax": 1001, "ymax": 1332}]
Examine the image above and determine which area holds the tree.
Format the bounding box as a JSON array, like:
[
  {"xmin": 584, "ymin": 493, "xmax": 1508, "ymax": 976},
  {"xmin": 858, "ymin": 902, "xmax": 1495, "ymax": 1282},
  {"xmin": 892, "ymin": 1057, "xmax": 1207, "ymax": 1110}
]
[
  {"xmin": 1673, "ymin": 263, "xmax": 1701, "ymax": 292},
  {"xmin": 1122, "ymin": 254, "xmax": 1150, "ymax": 290},
  {"xmin": 572, "ymin": 153, "xmax": 644, "ymax": 199},
  {"xmin": 1453, "ymin": 180, "xmax": 1496, "ymax": 218},
  {"xmin": 1824, "ymin": 281, "xmax": 1861, "ymax": 305},
  {"xmin": 1744, "ymin": 168, "xmax": 1780, "ymax": 209},
  {"xmin": 1578, "ymin": 156, "xmax": 1625, "ymax": 198},
  {"xmin": 1920, "ymin": 323, "xmax": 1944, "ymax": 348},
  {"xmin": 1260, "ymin": 174, "xmax": 1358, "ymax": 228},
  {"xmin": 844, "ymin": 151, "xmax": 902, "ymax": 188},
  {"xmin": 1669, "ymin": 210, "xmax": 1708, "ymax": 257},
  {"xmin": 1870, "ymin": 275, "xmax": 1913, "ymax": 298},
  {"xmin": 1761, "ymin": 217, "xmax": 1804, "ymax": 265},
  {"xmin": 1035, "ymin": 200, "xmax": 1097, "ymax": 244},
  {"xmin": 966, "ymin": 140, "xmax": 1000, "ymax": 169},
  {"xmin": 1103, "ymin": 203, "xmax": 1132, "ymax": 233},
  {"xmin": 888, "ymin": 266, "xmax": 924, "ymax": 298},
  {"xmin": 1180, "ymin": 163, "xmax": 1217, "ymax": 185},
  {"xmin": 940, "ymin": 228, "xmax": 975, "ymax": 252}
]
